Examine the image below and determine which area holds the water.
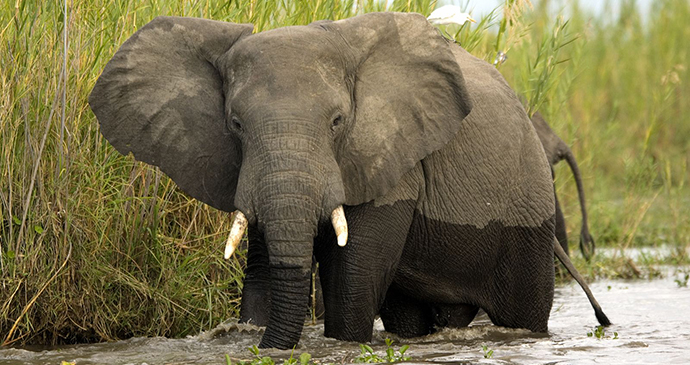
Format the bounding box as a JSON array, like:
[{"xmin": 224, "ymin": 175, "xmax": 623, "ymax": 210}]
[{"xmin": 2, "ymin": 267, "xmax": 689, "ymax": 364}]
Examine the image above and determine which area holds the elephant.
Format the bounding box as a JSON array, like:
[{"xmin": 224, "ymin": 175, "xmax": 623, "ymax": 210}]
[
  {"xmin": 530, "ymin": 112, "xmax": 595, "ymax": 260},
  {"xmin": 89, "ymin": 12, "xmax": 610, "ymax": 349}
]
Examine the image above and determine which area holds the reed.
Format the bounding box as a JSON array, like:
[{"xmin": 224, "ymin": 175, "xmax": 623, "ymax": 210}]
[{"xmin": 1, "ymin": 0, "xmax": 688, "ymax": 345}]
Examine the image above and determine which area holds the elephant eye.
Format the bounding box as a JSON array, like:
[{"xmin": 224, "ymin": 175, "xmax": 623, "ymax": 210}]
[
  {"xmin": 331, "ymin": 115, "xmax": 343, "ymax": 130},
  {"xmin": 227, "ymin": 115, "xmax": 243, "ymax": 132}
]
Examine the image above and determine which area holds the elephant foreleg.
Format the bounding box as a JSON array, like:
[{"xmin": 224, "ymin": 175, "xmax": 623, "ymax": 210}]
[{"xmin": 315, "ymin": 200, "xmax": 416, "ymax": 343}]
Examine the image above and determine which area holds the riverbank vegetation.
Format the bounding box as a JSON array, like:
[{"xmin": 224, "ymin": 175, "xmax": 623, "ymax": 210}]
[{"xmin": 1, "ymin": 0, "xmax": 688, "ymax": 345}]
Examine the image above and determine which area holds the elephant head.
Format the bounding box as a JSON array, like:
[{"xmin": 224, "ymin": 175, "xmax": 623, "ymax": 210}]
[{"xmin": 89, "ymin": 12, "xmax": 471, "ymax": 348}]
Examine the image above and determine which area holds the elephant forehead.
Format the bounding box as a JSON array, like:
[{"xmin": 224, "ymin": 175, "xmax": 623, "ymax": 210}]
[
  {"xmin": 228, "ymin": 26, "xmax": 345, "ymax": 76},
  {"xmin": 223, "ymin": 31, "xmax": 348, "ymax": 103}
]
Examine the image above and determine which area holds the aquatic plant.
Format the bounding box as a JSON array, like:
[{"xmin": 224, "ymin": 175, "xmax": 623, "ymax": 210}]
[
  {"xmin": 587, "ymin": 325, "xmax": 618, "ymax": 340},
  {"xmin": 226, "ymin": 345, "xmax": 312, "ymax": 365},
  {"xmin": 482, "ymin": 344, "xmax": 494, "ymax": 359},
  {"xmin": 354, "ymin": 338, "xmax": 411, "ymax": 363},
  {"xmin": 225, "ymin": 340, "xmax": 410, "ymax": 364}
]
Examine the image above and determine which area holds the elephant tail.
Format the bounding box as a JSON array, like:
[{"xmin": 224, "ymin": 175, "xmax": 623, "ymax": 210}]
[{"xmin": 553, "ymin": 237, "xmax": 611, "ymax": 327}]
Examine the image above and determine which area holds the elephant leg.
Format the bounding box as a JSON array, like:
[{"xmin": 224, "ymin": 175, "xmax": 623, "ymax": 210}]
[
  {"xmin": 554, "ymin": 192, "xmax": 569, "ymax": 256},
  {"xmin": 483, "ymin": 222, "xmax": 555, "ymax": 333},
  {"xmin": 431, "ymin": 303, "xmax": 479, "ymax": 329},
  {"xmin": 239, "ymin": 226, "xmax": 272, "ymax": 326},
  {"xmin": 380, "ymin": 285, "xmax": 435, "ymax": 337},
  {"xmin": 315, "ymin": 200, "xmax": 415, "ymax": 343}
]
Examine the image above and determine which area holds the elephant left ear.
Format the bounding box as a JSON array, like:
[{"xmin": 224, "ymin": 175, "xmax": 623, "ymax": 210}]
[{"xmin": 313, "ymin": 12, "xmax": 472, "ymax": 205}]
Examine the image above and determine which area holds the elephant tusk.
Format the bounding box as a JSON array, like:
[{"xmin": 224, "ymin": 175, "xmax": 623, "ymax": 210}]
[
  {"xmin": 331, "ymin": 205, "xmax": 348, "ymax": 247},
  {"xmin": 224, "ymin": 211, "xmax": 248, "ymax": 259}
]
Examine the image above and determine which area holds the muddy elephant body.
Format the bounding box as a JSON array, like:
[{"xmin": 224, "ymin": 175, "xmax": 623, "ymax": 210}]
[{"xmin": 90, "ymin": 12, "xmax": 606, "ymax": 349}]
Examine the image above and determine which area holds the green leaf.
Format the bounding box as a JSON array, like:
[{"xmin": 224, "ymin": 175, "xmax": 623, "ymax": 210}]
[
  {"xmin": 481, "ymin": 345, "xmax": 494, "ymax": 359},
  {"xmin": 6, "ymin": 251, "xmax": 15, "ymax": 260},
  {"xmin": 399, "ymin": 345, "xmax": 409, "ymax": 354},
  {"xmin": 299, "ymin": 352, "xmax": 311, "ymax": 365},
  {"xmin": 225, "ymin": 354, "xmax": 232, "ymax": 365},
  {"xmin": 34, "ymin": 225, "xmax": 44, "ymax": 234},
  {"xmin": 13, "ymin": 216, "xmax": 21, "ymax": 225}
]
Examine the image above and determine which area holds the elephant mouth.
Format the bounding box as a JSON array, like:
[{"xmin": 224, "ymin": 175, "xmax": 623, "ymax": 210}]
[{"xmin": 223, "ymin": 205, "xmax": 349, "ymax": 259}]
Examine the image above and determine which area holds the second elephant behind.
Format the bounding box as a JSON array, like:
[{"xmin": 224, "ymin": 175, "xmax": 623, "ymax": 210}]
[{"xmin": 530, "ymin": 112, "xmax": 595, "ymax": 260}]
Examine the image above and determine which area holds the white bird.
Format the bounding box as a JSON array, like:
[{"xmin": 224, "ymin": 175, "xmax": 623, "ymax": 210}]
[{"xmin": 427, "ymin": 5, "xmax": 476, "ymax": 26}]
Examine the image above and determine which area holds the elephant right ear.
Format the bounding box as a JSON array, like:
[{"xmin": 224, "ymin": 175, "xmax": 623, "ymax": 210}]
[
  {"xmin": 89, "ymin": 16, "xmax": 253, "ymax": 212},
  {"xmin": 313, "ymin": 13, "xmax": 472, "ymax": 205}
]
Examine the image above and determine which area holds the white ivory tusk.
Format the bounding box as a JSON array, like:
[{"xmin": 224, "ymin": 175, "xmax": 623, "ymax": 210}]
[
  {"xmin": 224, "ymin": 211, "xmax": 248, "ymax": 259},
  {"xmin": 331, "ymin": 205, "xmax": 348, "ymax": 247}
]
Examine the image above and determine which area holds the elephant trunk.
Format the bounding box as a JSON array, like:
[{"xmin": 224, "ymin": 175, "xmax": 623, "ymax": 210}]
[
  {"xmin": 256, "ymin": 186, "xmax": 320, "ymax": 349},
  {"xmin": 258, "ymin": 219, "xmax": 314, "ymax": 348},
  {"xmin": 232, "ymin": 120, "xmax": 346, "ymax": 348}
]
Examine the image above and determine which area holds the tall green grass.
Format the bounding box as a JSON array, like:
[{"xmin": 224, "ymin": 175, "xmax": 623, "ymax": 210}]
[
  {"xmin": 1, "ymin": 0, "xmax": 688, "ymax": 345},
  {"xmin": 506, "ymin": 0, "xmax": 690, "ymax": 255}
]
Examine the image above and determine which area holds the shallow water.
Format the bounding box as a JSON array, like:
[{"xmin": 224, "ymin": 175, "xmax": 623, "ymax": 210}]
[{"xmin": 2, "ymin": 266, "xmax": 689, "ymax": 364}]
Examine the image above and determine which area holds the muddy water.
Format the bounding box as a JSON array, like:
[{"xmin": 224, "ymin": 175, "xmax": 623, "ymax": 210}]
[{"xmin": 2, "ymin": 267, "xmax": 689, "ymax": 364}]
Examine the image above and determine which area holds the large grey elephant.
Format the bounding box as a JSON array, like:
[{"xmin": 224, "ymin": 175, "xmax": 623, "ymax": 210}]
[
  {"xmin": 89, "ymin": 12, "xmax": 609, "ymax": 349},
  {"xmin": 531, "ymin": 112, "xmax": 595, "ymax": 260}
]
